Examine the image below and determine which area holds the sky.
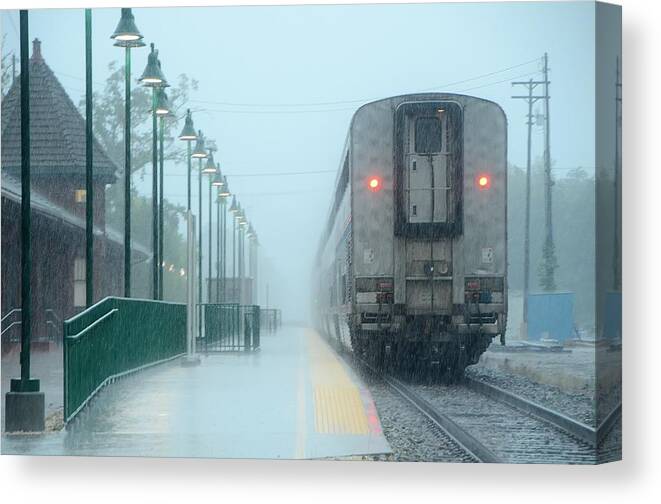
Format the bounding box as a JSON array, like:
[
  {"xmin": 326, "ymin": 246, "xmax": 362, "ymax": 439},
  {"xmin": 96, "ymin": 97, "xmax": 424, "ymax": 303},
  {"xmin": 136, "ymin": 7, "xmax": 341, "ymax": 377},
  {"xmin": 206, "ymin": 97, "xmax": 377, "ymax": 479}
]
[{"xmin": 1, "ymin": 2, "xmax": 601, "ymax": 319}]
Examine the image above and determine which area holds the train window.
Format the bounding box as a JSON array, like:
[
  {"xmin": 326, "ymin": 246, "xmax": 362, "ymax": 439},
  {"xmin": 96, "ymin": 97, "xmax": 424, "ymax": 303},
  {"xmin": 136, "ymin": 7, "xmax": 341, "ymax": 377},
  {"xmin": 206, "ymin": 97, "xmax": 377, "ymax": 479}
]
[{"xmin": 415, "ymin": 117, "xmax": 442, "ymax": 154}]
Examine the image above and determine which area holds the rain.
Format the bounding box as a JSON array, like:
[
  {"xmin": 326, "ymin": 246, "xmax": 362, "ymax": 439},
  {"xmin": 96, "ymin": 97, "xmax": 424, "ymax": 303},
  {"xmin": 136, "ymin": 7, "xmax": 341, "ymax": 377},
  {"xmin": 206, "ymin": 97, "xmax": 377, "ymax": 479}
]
[{"xmin": 1, "ymin": 2, "xmax": 620, "ymax": 464}]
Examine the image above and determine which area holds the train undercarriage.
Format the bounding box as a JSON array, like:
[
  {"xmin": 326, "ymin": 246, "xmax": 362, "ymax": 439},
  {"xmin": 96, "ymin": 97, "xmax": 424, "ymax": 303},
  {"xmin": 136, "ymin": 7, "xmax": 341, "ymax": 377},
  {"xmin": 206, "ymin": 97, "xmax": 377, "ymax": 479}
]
[{"xmin": 349, "ymin": 320, "xmax": 496, "ymax": 382}]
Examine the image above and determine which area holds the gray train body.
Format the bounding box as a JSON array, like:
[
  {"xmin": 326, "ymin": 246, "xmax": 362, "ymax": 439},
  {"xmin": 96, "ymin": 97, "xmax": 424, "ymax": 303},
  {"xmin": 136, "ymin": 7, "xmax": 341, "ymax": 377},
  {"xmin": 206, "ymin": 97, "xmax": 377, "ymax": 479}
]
[{"xmin": 313, "ymin": 93, "xmax": 507, "ymax": 377}]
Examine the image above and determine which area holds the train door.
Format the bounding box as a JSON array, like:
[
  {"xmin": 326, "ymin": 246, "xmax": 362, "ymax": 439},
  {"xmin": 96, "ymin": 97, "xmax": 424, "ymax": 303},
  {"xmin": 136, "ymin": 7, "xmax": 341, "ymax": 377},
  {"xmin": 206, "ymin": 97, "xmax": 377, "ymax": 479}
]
[
  {"xmin": 406, "ymin": 114, "xmax": 448, "ymax": 223},
  {"xmin": 400, "ymin": 105, "xmax": 459, "ymax": 315}
]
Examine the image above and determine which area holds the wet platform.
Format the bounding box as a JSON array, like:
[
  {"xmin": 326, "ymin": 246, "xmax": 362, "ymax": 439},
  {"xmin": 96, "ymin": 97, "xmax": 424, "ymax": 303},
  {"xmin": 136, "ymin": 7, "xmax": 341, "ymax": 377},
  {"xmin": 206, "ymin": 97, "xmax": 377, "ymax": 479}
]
[{"xmin": 2, "ymin": 327, "xmax": 391, "ymax": 459}]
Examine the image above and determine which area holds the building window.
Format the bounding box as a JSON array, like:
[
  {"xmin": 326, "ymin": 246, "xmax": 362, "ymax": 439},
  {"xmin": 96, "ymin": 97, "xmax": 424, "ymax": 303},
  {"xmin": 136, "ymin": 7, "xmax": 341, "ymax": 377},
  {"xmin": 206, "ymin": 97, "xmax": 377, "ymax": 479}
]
[
  {"xmin": 73, "ymin": 258, "xmax": 86, "ymax": 307},
  {"xmin": 74, "ymin": 189, "xmax": 87, "ymax": 203}
]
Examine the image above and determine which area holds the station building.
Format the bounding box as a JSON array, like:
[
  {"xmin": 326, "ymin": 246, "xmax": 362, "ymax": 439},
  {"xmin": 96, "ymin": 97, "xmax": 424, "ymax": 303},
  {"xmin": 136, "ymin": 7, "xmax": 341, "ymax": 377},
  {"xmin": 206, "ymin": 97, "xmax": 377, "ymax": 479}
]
[{"xmin": 1, "ymin": 39, "xmax": 148, "ymax": 351}]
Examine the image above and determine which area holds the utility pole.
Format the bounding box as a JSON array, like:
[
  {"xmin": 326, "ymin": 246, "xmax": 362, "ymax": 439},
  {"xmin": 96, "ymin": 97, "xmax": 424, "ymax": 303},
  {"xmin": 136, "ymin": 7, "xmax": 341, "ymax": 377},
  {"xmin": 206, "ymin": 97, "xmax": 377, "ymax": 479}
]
[
  {"xmin": 540, "ymin": 52, "xmax": 557, "ymax": 292},
  {"xmin": 512, "ymin": 74, "xmax": 545, "ymax": 338},
  {"xmin": 614, "ymin": 55, "xmax": 621, "ymax": 291}
]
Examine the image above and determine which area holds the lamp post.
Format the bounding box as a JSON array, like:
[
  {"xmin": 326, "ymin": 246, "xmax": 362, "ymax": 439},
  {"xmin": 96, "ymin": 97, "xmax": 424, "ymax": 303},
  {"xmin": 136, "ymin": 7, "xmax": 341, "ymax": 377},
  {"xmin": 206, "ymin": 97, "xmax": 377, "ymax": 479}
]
[
  {"xmin": 191, "ymin": 131, "xmax": 208, "ymax": 339},
  {"xmin": 111, "ymin": 7, "xmax": 144, "ymax": 298},
  {"xmin": 211, "ymin": 171, "xmax": 224, "ymax": 302},
  {"xmin": 154, "ymin": 87, "xmax": 171, "ymax": 299},
  {"xmin": 237, "ymin": 208, "xmax": 247, "ymax": 305},
  {"xmin": 139, "ymin": 42, "xmax": 168, "ymax": 300},
  {"xmin": 179, "ymin": 112, "xmax": 198, "ymax": 366},
  {"xmin": 85, "ymin": 9, "xmax": 94, "ymax": 308},
  {"xmin": 246, "ymin": 224, "xmax": 257, "ymax": 305},
  {"xmin": 201, "ymin": 150, "xmax": 218, "ymax": 303},
  {"xmin": 5, "ymin": 10, "xmax": 46, "ymax": 433},
  {"xmin": 229, "ymin": 196, "xmax": 239, "ymax": 302},
  {"xmin": 218, "ymin": 178, "xmax": 230, "ymax": 302}
]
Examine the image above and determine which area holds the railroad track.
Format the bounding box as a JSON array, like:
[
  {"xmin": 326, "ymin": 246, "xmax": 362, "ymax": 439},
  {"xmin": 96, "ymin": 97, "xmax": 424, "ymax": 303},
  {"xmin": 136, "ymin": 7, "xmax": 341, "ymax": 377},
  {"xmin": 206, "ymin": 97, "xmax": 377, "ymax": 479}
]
[
  {"xmin": 352, "ymin": 355, "xmax": 620, "ymax": 463},
  {"xmin": 464, "ymin": 376, "xmax": 622, "ymax": 448}
]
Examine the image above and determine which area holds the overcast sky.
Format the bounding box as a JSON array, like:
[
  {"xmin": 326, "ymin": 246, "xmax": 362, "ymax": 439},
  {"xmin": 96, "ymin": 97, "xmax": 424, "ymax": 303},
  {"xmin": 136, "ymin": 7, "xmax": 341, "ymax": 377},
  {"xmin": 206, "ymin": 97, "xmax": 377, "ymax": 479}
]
[{"xmin": 1, "ymin": 2, "xmax": 606, "ymax": 318}]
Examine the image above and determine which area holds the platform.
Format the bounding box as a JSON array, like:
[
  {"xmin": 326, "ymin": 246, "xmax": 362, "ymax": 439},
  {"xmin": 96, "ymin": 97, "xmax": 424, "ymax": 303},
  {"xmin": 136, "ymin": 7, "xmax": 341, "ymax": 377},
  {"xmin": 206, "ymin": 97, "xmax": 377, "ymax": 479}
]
[{"xmin": 1, "ymin": 327, "xmax": 391, "ymax": 459}]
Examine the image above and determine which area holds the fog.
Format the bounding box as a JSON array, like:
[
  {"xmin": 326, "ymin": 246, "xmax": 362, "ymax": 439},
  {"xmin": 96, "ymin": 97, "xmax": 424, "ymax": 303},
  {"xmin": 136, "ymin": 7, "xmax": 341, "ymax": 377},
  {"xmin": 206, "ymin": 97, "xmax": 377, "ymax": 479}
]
[{"xmin": 2, "ymin": 2, "xmax": 601, "ymax": 322}]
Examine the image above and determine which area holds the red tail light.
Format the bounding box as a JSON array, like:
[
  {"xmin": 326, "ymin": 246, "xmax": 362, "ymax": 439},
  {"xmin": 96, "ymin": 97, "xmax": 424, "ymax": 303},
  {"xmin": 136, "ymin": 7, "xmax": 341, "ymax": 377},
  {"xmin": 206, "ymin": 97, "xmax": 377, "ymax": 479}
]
[
  {"xmin": 367, "ymin": 176, "xmax": 382, "ymax": 192},
  {"xmin": 476, "ymin": 174, "xmax": 491, "ymax": 190}
]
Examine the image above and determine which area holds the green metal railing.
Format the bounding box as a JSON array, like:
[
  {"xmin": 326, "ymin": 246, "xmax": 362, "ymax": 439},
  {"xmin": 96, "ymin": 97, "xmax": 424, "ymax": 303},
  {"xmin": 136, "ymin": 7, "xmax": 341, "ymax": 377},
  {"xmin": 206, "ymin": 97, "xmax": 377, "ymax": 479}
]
[
  {"xmin": 63, "ymin": 296, "xmax": 186, "ymax": 423},
  {"xmin": 201, "ymin": 303, "xmax": 260, "ymax": 352}
]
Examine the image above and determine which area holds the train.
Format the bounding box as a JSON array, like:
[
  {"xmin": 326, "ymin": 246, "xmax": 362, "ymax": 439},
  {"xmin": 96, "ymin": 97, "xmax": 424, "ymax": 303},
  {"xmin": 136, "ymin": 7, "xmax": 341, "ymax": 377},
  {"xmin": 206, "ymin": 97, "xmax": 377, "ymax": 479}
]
[{"xmin": 313, "ymin": 93, "xmax": 507, "ymax": 380}]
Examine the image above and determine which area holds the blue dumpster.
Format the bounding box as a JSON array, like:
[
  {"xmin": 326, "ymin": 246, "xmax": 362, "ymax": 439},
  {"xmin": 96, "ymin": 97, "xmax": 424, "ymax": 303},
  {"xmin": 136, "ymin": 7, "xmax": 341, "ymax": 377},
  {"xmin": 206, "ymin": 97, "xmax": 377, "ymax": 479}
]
[{"xmin": 527, "ymin": 292, "xmax": 575, "ymax": 342}]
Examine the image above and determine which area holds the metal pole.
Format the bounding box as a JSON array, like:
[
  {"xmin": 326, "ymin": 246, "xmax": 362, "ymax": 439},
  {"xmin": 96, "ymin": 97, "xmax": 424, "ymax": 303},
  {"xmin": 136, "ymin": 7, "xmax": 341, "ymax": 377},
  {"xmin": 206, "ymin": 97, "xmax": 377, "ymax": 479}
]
[
  {"xmin": 232, "ymin": 216, "xmax": 236, "ymax": 302},
  {"xmin": 208, "ymin": 181, "xmax": 212, "ymax": 303},
  {"xmin": 19, "ymin": 10, "xmax": 31, "ymax": 385},
  {"xmin": 159, "ymin": 115, "xmax": 165, "ymax": 300},
  {"xmin": 186, "ymin": 212, "xmax": 195, "ymax": 356},
  {"xmin": 85, "ymin": 9, "xmax": 94, "ymax": 307},
  {"xmin": 124, "ymin": 46, "xmax": 131, "ymax": 297},
  {"xmin": 198, "ymin": 158, "xmax": 203, "ymax": 339},
  {"xmin": 216, "ymin": 197, "xmax": 220, "ymax": 303},
  {"xmin": 222, "ymin": 200, "xmax": 226, "ymax": 302},
  {"xmin": 542, "ymin": 52, "xmax": 556, "ymax": 291},
  {"xmin": 239, "ymin": 227, "xmax": 244, "ymax": 305},
  {"xmin": 523, "ymin": 81, "xmax": 533, "ymax": 328},
  {"xmin": 187, "ymin": 141, "xmax": 192, "ymax": 212},
  {"xmin": 151, "ymin": 88, "xmax": 158, "ymax": 299},
  {"xmin": 614, "ymin": 56, "xmax": 621, "ymax": 290}
]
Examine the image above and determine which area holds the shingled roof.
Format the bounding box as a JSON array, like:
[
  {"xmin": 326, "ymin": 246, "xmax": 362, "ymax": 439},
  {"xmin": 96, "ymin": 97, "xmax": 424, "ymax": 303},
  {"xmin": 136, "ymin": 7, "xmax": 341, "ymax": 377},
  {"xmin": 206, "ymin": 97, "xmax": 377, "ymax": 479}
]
[{"xmin": 1, "ymin": 39, "xmax": 117, "ymax": 183}]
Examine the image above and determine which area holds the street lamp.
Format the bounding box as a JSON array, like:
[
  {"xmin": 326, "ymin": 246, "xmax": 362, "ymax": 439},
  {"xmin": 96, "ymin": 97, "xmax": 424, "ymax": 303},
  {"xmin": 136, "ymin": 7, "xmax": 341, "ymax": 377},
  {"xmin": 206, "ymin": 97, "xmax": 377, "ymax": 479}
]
[
  {"xmin": 211, "ymin": 173, "xmax": 224, "ymax": 302},
  {"xmin": 191, "ymin": 131, "xmax": 208, "ymax": 340},
  {"xmin": 203, "ymin": 150, "xmax": 218, "ymax": 303},
  {"xmin": 178, "ymin": 111, "xmax": 198, "ymax": 366},
  {"xmin": 229, "ymin": 197, "xmax": 239, "ymax": 302},
  {"xmin": 218, "ymin": 178, "xmax": 230, "ymax": 302},
  {"xmin": 154, "ymin": 87, "xmax": 171, "ymax": 300},
  {"xmin": 140, "ymin": 43, "xmax": 168, "ymax": 300},
  {"xmin": 237, "ymin": 208, "xmax": 247, "ymax": 305},
  {"xmin": 179, "ymin": 110, "xmax": 197, "ymax": 213},
  {"xmin": 111, "ymin": 7, "xmax": 145, "ymax": 298}
]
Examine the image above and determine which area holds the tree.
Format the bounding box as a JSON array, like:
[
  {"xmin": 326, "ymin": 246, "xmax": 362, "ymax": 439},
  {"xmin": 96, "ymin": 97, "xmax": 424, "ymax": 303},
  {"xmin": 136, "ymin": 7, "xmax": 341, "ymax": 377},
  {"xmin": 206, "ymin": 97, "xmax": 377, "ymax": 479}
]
[
  {"xmin": 1, "ymin": 34, "xmax": 15, "ymax": 97},
  {"xmin": 82, "ymin": 62, "xmax": 198, "ymax": 302}
]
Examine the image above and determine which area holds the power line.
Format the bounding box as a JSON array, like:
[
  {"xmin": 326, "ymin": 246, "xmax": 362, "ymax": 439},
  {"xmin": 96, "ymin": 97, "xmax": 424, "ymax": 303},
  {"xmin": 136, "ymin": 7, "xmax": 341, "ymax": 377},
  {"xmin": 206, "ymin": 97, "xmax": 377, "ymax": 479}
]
[
  {"xmin": 188, "ymin": 57, "xmax": 541, "ymax": 109},
  {"xmin": 143, "ymin": 169, "xmax": 337, "ymax": 178}
]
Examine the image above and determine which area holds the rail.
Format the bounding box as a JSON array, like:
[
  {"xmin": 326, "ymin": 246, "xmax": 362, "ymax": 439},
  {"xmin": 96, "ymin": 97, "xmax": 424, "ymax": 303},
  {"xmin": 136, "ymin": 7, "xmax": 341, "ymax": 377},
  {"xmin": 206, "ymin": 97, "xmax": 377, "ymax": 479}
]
[
  {"xmin": 465, "ymin": 377, "xmax": 622, "ymax": 447},
  {"xmin": 1, "ymin": 308, "xmax": 22, "ymax": 338},
  {"xmin": 63, "ymin": 297, "xmax": 186, "ymax": 423},
  {"xmin": 350, "ymin": 353, "xmax": 501, "ymax": 463}
]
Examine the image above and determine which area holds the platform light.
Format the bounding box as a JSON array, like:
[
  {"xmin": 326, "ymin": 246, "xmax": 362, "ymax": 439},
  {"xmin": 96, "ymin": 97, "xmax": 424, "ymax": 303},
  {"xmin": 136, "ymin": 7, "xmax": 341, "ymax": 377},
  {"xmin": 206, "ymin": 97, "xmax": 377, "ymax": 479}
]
[
  {"xmin": 191, "ymin": 131, "xmax": 208, "ymax": 158},
  {"xmin": 367, "ymin": 176, "xmax": 382, "ymax": 192},
  {"xmin": 110, "ymin": 8, "xmax": 144, "ymax": 44},
  {"xmin": 477, "ymin": 174, "xmax": 491, "ymax": 190}
]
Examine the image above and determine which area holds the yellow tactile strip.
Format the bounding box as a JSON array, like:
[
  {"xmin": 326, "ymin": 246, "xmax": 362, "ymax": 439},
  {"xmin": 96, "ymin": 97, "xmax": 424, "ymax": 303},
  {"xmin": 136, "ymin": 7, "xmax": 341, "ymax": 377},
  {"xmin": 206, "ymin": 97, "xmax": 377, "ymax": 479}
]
[
  {"xmin": 313, "ymin": 385, "xmax": 369, "ymax": 435},
  {"xmin": 306, "ymin": 329, "xmax": 370, "ymax": 435}
]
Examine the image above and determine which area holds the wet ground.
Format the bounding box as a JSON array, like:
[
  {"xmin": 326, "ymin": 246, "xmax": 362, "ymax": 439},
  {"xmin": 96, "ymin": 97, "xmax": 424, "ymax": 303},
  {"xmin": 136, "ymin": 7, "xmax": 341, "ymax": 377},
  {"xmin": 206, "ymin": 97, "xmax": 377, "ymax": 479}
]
[{"xmin": 1, "ymin": 327, "xmax": 391, "ymax": 459}]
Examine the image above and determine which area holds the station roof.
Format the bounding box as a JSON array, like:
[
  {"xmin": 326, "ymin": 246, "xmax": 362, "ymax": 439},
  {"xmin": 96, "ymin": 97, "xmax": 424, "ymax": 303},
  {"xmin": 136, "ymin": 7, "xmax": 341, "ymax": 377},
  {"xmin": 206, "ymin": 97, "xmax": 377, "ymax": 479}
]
[
  {"xmin": 1, "ymin": 39, "xmax": 117, "ymax": 184},
  {"xmin": 1, "ymin": 172, "xmax": 150, "ymax": 257}
]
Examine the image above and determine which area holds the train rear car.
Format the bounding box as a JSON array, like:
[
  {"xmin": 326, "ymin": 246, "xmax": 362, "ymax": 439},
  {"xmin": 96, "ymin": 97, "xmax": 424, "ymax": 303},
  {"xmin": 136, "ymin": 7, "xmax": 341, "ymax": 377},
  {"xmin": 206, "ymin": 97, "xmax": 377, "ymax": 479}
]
[{"xmin": 314, "ymin": 93, "xmax": 507, "ymax": 379}]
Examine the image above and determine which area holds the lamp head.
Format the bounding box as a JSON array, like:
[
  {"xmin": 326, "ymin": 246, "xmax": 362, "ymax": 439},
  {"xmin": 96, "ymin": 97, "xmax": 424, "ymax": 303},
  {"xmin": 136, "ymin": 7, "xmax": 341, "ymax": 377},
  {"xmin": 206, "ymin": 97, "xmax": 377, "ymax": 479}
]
[
  {"xmin": 154, "ymin": 88, "xmax": 171, "ymax": 116},
  {"xmin": 202, "ymin": 151, "xmax": 217, "ymax": 174},
  {"xmin": 111, "ymin": 8, "xmax": 145, "ymax": 47},
  {"xmin": 179, "ymin": 109, "xmax": 197, "ymax": 141},
  {"xmin": 139, "ymin": 43, "xmax": 167, "ymax": 86},
  {"xmin": 191, "ymin": 130, "xmax": 208, "ymax": 158}
]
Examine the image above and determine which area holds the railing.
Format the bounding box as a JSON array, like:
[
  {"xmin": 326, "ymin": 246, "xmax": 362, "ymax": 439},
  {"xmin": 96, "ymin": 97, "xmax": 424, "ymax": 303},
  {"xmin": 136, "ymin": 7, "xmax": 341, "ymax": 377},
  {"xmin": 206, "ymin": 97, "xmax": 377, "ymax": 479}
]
[
  {"xmin": 63, "ymin": 296, "xmax": 186, "ymax": 423},
  {"xmin": 201, "ymin": 303, "xmax": 260, "ymax": 352},
  {"xmin": 260, "ymin": 308, "xmax": 282, "ymax": 333},
  {"xmin": 45, "ymin": 308, "xmax": 61, "ymax": 342},
  {"xmin": 1, "ymin": 308, "xmax": 22, "ymax": 342}
]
